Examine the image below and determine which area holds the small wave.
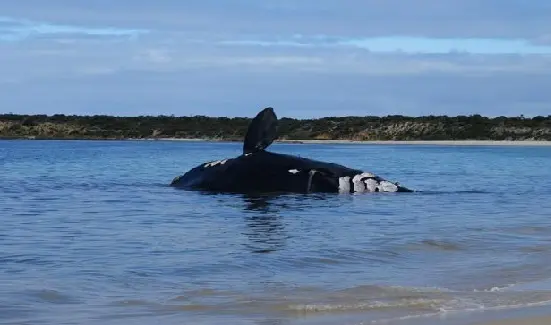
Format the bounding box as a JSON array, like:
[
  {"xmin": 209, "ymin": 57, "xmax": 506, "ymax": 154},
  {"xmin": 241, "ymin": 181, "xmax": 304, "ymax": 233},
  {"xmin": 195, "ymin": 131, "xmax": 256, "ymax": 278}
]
[
  {"xmin": 96, "ymin": 283, "xmax": 551, "ymax": 324},
  {"xmin": 337, "ymin": 284, "xmax": 454, "ymax": 296},
  {"xmin": 473, "ymin": 284, "xmax": 516, "ymax": 293},
  {"xmin": 364, "ymin": 286, "xmax": 551, "ymax": 324},
  {"xmin": 286, "ymin": 298, "xmax": 444, "ymax": 313},
  {"xmin": 276, "ymin": 284, "xmax": 459, "ymax": 316},
  {"xmin": 0, "ymin": 254, "xmax": 57, "ymax": 266},
  {"xmin": 112, "ymin": 299, "xmax": 156, "ymax": 307},
  {"xmin": 504, "ymin": 225, "xmax": 551, "ymax": 235},
  {"xmin": 25, "ymin": 289, "xmax": 80, "ymax": 305},
  {"xmin": 112, "ymin": 299, "xmax": 216, "ymax": 312},
  {"xmin": 414, "ymin": 190, "xmax": 493, "ymax": 195},
  {"xmin": 170, "ymin": 288, "xmax": 240, "ymax": 300},
  {"xmin": 519, "ymin": 245, "xmax": 551, "ymax": 253},
  {"xmin": 370, "ymin": 298, "xmax": 551, "ymax": 325},
  {"xmin": 403, "ymin": 239, "xmax": 464, "ymax": 252}
]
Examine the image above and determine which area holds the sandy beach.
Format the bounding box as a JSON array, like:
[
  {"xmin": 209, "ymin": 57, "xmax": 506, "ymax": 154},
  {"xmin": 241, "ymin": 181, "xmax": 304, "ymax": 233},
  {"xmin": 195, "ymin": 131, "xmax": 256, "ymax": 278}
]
[
  {"xmin": 399, "ymin": 303, "xmax": 551, "ymax": 325},
  {"xmin": 280, "ymin": 139, "xmax": 551, "ymax": 146},
  {"xmin": 478, "ymin": 316, "xmax": 551, "ymax": 325},
  {"xmin": 148, "ymin": 137, "xmax": 551, "ymax": 146},
  {"xmin": 463, "ymin": 310, "xmax": 551, "ymax": 325}
]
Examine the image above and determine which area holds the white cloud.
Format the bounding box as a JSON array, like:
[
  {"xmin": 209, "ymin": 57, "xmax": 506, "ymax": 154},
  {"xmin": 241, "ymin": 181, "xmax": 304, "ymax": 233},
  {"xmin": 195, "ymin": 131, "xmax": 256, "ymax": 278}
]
[
  {"xmin": 2, "ymin": 37, "xmax": 551, "ymax": 118},
  {"xmin": 0, "ymin": 16, "xmax": 148, "ymax": 42}
]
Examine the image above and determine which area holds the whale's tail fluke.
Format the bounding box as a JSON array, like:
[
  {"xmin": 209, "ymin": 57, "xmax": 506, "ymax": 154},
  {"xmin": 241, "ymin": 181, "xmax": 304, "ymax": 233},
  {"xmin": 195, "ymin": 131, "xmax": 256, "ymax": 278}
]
[{"xmin": 243, "ymin": 107, "xmax": 278, "ymax": 154}]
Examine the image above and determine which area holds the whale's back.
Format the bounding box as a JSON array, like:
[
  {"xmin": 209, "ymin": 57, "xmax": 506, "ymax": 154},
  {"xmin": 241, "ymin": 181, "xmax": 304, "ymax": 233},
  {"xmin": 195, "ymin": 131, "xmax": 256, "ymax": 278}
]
[{"xmin": 170, "ymin": 151, "xmax": 365, "ymax": 194}]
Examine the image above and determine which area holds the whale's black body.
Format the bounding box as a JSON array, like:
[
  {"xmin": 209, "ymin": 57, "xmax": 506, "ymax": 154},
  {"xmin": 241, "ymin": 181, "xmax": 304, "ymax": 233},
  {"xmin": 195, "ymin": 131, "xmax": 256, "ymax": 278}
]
[{"xmin": 170, "ymin": 107, "xmax": 413, "ymax": 194}]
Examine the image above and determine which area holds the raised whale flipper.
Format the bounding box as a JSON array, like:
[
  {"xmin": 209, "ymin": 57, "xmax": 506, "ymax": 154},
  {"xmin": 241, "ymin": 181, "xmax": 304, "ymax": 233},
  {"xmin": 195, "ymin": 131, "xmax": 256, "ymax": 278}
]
[{"xmin": 243, "ymin": 107, "xmax": 278, "ymax": 154}]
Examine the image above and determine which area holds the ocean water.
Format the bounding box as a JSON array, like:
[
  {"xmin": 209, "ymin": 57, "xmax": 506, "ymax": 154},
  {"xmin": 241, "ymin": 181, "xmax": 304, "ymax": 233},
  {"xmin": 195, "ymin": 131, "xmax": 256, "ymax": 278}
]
[{"xmin": 2, "ymin": 140, "xmax": 551, "ymax": 325}]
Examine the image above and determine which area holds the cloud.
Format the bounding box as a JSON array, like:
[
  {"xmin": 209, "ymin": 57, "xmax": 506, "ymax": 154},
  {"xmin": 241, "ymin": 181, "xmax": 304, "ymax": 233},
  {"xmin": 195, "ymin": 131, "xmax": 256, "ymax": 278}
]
[
  {"xmin": 3, "ymin": 0, "xmax": 551, "ymax": 39},
  {"xmin": 2, "ymin": 64, "xmax": 550, "ymax": 119},
  {"xmin": 221, "ymin": 36, "xmax": 551, "ymax": 55},
  {"xmin": 0, "ymin": 16, "xmax": 148, "ymax": 42},
  {"xmin": 2, "ymin": 36, "xmax": 551, "ymax": 118},
  {"xmin": 1, "ymin": 1, "xmax": 551, "ymax": 118}
]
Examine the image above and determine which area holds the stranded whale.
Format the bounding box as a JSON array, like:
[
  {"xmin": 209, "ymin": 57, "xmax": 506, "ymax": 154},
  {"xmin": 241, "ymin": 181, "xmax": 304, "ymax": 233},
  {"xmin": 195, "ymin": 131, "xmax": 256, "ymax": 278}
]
[{"xmin": 170, "ymin": 107, "xmax": 413, "ymax": 194}]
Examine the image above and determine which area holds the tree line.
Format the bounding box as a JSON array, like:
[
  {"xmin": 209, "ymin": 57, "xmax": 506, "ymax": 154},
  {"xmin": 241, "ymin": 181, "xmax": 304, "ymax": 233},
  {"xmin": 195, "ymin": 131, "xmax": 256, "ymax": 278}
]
[{"xmin": 1, "ymin": 112, "xmax": 550, "ymax": 141}]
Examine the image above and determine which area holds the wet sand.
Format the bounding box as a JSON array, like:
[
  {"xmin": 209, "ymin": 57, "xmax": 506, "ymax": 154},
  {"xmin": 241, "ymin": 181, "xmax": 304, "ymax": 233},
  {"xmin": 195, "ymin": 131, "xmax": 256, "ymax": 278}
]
[
  {"xmin": 479, "ymin": 316, "xmax": 551, "ymax": 325},
  {"xmin": 417, "ymin": 305, "xmax": 551, "ymax": 325},
  {"xmin": 466, "ymin": 313, "xmax": 551, "ymax": 325}
]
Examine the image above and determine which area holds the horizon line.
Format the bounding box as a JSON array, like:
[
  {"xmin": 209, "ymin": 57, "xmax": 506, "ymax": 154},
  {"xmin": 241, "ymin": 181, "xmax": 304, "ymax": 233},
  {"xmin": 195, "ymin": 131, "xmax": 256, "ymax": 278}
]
[{"xmin": 1, "ymin": 112, "xmax": 548, "ymax": 120}]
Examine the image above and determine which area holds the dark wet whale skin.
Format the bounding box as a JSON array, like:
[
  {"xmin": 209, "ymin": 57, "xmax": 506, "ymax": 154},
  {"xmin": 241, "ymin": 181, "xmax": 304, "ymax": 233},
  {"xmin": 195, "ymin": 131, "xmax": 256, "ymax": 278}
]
[
  {"xmin": 170, "ymin": 150, "xmax": 353, "ymax": 194},
  {"xmin": 170, "ymin": 149, "xmax": 412, "ymax": 194}
]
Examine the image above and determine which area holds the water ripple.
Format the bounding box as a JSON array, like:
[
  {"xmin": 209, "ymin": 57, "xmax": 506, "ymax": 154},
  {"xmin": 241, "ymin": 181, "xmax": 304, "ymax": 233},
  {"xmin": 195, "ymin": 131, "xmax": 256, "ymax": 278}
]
[{"xmin": 2, "ymin": 140, "xmax": 551, "ymax": 325}]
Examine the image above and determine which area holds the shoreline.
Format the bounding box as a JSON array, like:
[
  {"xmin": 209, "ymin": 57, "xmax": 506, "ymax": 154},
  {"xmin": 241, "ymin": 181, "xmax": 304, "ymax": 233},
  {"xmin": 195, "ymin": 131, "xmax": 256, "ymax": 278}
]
[
  {"xmin": 372, "ymin": 301, "xmax": 551, "ymax": 325},
  {"xmin": 278, "ymin": 139, "xmax": 551, "ymax": 146},
  {"xmin": 2, "ymin": 137, "xmax": 551, "ymax": 146},
  {"xmin": 150, "ymin": 138, "xmax": 551, "ymax": 147},
  {"xmin": 436, "ymin": 303, "xmax": 551, "ymax": 325}
]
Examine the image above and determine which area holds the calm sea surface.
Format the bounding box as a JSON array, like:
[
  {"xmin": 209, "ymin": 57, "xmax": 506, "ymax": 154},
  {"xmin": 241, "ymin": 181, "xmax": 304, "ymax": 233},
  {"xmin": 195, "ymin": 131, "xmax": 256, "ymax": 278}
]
[{"xmin": 2, "ymin": 140, "xmax": 551, "ymax": 325}]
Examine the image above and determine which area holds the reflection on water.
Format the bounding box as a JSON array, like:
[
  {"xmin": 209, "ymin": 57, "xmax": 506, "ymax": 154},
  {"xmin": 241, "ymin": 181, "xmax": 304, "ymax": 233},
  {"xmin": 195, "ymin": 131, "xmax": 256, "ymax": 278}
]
[
  {"xmin": 242, "ymin": 195, "xmax": 288, "ymax": 254},
  {"xmin": 243, "ymin": 195, "xmax": 276, "ymax": 212},
  {"xmin": 239, "ymin": 194, "xmax": 339, "ymax": 254}
]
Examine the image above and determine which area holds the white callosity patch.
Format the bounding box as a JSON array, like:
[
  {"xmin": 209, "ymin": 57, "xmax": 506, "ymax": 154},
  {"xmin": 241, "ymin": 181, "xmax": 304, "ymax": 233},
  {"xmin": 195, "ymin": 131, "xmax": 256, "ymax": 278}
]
[
  {"xmin": 288, "ymin": 169, "xmax": 300, "ymax": 174},
  {"xmin": 352, "ymin": 172, "xmax": 375, "ymax": 193},
  {"xmin": 338, "ymin": 176, "xmax": 350, "ymax": 193},
  {"xmin": 364, "ymin": 178, "xmax": 379, "ymax": 192},
  {"xmin": 203, "ymin": 159, "xmax": 228, "ymax": 168},
  {"xmin": 342, "ymin": 172, "xmax": 399, "ymax": 193},
  {"xmin": 352, "ymin": 174, "xmax": 366, "ymax": 193},
  {"xmin": 379, "ymin": 181, "xmax": 399, "ymax": 192},
  {"xmin": 358, "ymin": 172, "xmax": 376, "ymax": 178}
]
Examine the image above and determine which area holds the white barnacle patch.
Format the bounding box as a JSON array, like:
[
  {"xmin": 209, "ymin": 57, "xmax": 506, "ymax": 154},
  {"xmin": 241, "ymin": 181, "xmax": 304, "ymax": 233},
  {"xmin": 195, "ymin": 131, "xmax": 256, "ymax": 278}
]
[
  {"xmin": 338, "ymin": 176, "xmax": 350, "ymax": 193},
  {"xmin": 203, "ymin": 159, "xmax": 228, "ymax": 168},
  {"xmin": 288, "ymin": 169, "xmax": 300, "ymax": 174}
]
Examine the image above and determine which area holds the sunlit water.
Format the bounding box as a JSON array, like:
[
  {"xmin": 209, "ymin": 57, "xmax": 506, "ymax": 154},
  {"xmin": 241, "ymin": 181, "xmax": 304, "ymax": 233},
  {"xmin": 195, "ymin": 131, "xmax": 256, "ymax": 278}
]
[{"xmin": 2, "ymin": 140, "xmax": 551, "ymax": 325}]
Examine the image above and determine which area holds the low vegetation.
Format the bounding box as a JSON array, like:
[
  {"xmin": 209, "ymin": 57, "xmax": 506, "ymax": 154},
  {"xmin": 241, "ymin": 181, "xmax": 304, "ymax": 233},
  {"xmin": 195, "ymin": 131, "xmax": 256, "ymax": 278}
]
[{"xmin": 1, "ymin": 112, "xmax": 551, "ymax": 141}]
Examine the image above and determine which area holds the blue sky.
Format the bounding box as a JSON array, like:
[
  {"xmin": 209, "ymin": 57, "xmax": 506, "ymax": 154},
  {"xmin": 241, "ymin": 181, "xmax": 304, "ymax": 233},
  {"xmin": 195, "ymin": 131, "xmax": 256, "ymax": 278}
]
[{"xmin": 1, "ymin": 1, "xmax": 551, "ymax": 118}]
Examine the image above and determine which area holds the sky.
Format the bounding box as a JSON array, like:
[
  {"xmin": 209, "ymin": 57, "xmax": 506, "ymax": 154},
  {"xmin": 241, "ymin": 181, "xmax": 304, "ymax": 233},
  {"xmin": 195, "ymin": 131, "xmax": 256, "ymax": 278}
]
[{"xmin": 1, "ymin": 1, "xmax": 551, "ymax": 118}]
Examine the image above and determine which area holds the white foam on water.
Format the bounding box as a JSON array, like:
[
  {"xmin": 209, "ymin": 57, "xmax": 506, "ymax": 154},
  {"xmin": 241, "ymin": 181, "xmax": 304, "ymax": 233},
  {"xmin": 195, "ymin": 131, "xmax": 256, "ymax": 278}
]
[
  {"xmin": 287, "ymin": 298, "xmax": 444, "ymax": 313},
  {"xmin": 365, "ymin": 293, "xmax": 551, "ymax": 325},
  {"xmin": 473, "ymin": 283, "xmax": 516, "ymax": 292}
]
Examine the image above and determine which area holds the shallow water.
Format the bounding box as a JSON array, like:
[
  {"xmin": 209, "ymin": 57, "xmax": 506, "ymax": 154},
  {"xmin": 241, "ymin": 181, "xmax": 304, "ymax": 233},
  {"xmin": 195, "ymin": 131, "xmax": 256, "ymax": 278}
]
[{"xmin": 1, "ymin": 140, "xmax": 551, "ymax": 325}]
